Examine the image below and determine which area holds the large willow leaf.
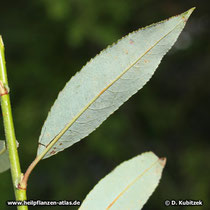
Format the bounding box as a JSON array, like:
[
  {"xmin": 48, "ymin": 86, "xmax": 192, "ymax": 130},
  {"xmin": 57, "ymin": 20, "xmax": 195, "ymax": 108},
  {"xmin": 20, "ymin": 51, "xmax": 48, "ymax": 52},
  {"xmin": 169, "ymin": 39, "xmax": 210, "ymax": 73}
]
[
  {"xmin": 0, "ymin": 140, "xmax": 10, "ymax": 173},
  {"xmin": 37, "ymin": 8, "xmax": 194, "ymax": 158},
  {"xmin": 79, "ymin": 152, "xmax": 166, "ymax": 210}
]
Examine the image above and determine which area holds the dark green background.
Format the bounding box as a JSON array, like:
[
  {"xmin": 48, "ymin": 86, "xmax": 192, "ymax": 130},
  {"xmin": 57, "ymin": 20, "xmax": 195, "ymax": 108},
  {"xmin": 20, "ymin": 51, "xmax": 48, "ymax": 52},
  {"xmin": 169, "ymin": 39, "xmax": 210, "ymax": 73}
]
[{"xmin": 0, "ymin": 0, "xmax": 209, "ymax": 209}]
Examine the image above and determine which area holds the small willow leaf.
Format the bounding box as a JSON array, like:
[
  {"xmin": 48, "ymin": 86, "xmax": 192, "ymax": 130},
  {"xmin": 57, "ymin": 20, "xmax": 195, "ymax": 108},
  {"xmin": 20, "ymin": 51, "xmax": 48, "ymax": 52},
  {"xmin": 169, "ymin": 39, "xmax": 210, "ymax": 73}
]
[
  {"xmin": 0, "ymin": 140, "xmax": 10, "ymax": 173},
  {"xmin": 0, "ymin": 140, "xmax": 19, "ymax": 173},
  {"xmin": 37, "ymin": 8, "xmax": 195, "ymax": 158},
  {"xmin": 79, "ymin": 152, "xmax": 166, "ymax": 210}
]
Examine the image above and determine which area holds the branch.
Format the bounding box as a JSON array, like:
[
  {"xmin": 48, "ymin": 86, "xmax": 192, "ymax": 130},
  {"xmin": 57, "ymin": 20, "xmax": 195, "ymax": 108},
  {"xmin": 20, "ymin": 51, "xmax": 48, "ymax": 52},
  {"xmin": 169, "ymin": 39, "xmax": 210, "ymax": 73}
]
[{"xmin": 0, "ymin": 36, "xmax": 28, "ymax": 210}]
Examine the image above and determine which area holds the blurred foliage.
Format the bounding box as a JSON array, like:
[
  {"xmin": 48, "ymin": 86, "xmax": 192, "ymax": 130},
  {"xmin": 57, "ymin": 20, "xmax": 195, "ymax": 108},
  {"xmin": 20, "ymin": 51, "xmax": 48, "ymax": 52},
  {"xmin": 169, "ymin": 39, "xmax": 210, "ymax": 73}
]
[{"xmin": 0, "ymin": 0, "xmax": 209, "ymax": 209}]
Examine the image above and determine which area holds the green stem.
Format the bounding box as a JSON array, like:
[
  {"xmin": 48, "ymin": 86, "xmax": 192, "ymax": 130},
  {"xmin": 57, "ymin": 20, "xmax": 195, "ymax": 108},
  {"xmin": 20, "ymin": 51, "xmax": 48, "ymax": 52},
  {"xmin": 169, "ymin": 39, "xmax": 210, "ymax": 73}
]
[{"xmin": 0, "ymin": 36, "xmax": 28, "ymax": 210}]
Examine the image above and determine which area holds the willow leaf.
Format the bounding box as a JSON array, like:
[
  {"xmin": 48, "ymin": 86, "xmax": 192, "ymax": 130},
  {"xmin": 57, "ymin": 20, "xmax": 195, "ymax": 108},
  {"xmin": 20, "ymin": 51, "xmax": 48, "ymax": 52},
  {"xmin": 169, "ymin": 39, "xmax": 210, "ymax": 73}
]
[
  {"xmin": 79, "ymin": 152, "xmax": 166, "ymax": 210},
  {"xmin": 0, "ymin": 140, "xmax": 19, "ymax": 173},
  {"xmin": 37, "ymin": 8, "xmax": 194, "ymax": 158},
  {"xmin": 0, "ymin": 140, "xmax": 10, "ymax": 173}
]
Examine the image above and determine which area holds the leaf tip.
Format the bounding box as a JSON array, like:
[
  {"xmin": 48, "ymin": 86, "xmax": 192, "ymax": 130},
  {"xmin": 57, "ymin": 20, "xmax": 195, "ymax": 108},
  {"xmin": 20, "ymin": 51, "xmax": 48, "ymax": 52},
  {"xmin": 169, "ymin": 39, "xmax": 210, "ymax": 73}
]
[
  {"xmin": 158, "ymin": 157, "xmax": 167, "ymax": 167},
  {"xmin": 182, "ymin": 7, "xmax": 196, "ymax": 21}
]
